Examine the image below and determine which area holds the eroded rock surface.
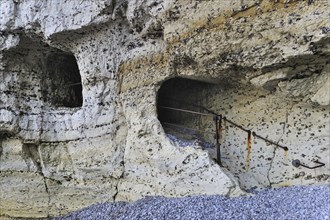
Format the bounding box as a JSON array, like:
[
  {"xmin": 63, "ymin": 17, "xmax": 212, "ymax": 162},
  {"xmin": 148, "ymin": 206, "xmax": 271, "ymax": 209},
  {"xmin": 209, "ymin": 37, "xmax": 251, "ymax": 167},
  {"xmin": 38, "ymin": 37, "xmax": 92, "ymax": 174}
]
[{"xmin": 0, "ymin": 0, "xmax": 329, "ymax": 218}]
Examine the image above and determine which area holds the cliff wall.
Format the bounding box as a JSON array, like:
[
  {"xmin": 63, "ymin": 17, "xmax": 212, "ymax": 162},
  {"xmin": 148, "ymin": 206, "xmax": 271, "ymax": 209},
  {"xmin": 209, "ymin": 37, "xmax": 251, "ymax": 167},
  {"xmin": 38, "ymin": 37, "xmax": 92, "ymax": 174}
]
[{"xmin": 0, "ymin": 0, "xmax": 329, "ymax": 218}]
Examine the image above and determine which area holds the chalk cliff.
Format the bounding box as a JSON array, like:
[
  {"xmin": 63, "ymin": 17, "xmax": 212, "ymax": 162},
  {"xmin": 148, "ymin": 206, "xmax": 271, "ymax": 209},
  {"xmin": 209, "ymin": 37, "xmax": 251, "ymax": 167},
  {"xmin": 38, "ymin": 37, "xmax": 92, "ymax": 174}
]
[{"xmin": 0, "ymin": 0, "xmax": 329, "ymax": 218}]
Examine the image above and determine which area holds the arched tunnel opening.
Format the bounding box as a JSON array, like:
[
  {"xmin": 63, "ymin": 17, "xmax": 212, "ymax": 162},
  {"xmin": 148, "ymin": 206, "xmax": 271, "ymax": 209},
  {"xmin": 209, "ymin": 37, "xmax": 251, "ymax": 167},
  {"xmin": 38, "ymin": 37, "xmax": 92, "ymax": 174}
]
[
  {"xmin": 42, "ymin": 52, "xmax": 83, "ymax": 108},
  {"xmin": 3, "ymin": 35, "xmax": 83, "ymax": 109},
  {"xmin": 156, "ymin": 77, "xmax": 320, "ymax": 191},
  {"xmin": 157, "ymin": 77, "xmax": 219, "ymax": 159}
]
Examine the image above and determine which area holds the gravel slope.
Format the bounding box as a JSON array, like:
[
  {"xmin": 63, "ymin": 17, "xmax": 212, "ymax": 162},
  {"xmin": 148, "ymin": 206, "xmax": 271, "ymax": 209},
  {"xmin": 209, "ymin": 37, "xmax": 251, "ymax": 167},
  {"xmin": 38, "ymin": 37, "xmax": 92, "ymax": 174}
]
[{"xmin": 56, "ymin": 185, "xmax": 330, "ymax": 220}]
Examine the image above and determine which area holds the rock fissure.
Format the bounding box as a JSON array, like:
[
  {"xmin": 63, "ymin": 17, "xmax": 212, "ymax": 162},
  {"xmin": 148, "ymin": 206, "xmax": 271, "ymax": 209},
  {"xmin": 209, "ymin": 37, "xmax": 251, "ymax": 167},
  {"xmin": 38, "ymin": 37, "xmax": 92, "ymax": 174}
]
[
  {"xmin": 35, "ymin": 144, "xmax": 51, "ymax": 217},
  {"xmin": 267, "ymin": 147, "xmax": 278, "ymax": 188},
  {"xmin": 42, "ymin": 172, "xmax": 51, "ymax": 218}
]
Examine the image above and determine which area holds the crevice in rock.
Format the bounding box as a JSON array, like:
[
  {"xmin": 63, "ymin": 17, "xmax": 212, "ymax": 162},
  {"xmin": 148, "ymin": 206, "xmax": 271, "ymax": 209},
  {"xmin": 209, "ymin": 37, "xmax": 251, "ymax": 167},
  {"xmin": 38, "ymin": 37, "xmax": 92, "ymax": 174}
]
[
  {"xmin": 113, "ymin": 151, "xmax": 127, "ymax": 201},
  {"xmin": 63, "ymin": 143, "xmax": 77, "ymax": 185},
  {"xmin": 112, "ymin": 177, "xmax": 121, "ymax": 201},
  {"xmin": 277, "ymin": 103, "xmax": 295, "ymax": 148},
  {"xmin": 112, "ymin": 106, "xmax": 128, "ymax": 202},
  {"xmin": 112, "ymin": 153, "xmax": 126, "ymax": 201},
  {"xmin": 266, "ymin": 103, "xmax": 294, "ymax": 187},
  {"xmin": 225, "ymin": 174, "xmax": 240, "ymax": 197},
  {"xmin": 36, "ymin": 144, "xmax": 51, "ymax": 217},
  {"xmin": 42, "ymin": 174, "xmax": 51, "ymax": 218},
  {"xmin": 266, "ymin": 147, "xmax": 278, "ymax": 188},
  {"xmin": 20, "ymin": 143, "xmax": 51, "ymax": 217}
]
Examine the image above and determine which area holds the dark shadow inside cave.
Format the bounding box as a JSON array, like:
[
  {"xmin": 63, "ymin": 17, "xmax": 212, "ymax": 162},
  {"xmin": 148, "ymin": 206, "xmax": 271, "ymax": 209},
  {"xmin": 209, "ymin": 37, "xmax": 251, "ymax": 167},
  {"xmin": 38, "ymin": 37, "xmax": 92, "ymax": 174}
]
[
  {"xmin": 3, "ymin": 35, "xmax": 83, "ymax": 108},
  {"xmin": 42, "ymin": 52, "xmax": 83, "ymax": 108},
  {"xmin": 157, "ymin": 77, "xmax": 217, "ymax": 149}
]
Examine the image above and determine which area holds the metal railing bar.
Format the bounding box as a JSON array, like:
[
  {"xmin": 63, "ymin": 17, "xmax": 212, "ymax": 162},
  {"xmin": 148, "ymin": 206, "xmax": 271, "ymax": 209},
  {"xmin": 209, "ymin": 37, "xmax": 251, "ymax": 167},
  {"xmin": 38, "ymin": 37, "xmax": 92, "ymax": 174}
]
[
  {"xmin": 159, "ymin": 104, "xmax": 289, "ymax": 152},
  {"xmin": 223, "ymin": 117, "xmax": 250, "ymax": 133},
  {"xmin": 158, "ymin": 99, "xmax": 326, "ymax": 168},
  {"xmin": 63, "ymin": 82, "xmax": 82, "ymax": 87},
  {"xmin": 252, "ymin": 132, "xmax": 288, "ymax": 151},
  {"xmin": 159, "ymin": 106, "xmax": 214, "ymax": 117},
  {"xmin": 292, "ymin": 159, "xmax": 325, "ymax": 169},
  {"xmin": 215, "ymin": 116, "xmax": 222, "ymax": 166},
  {"xmin": 159, "ymin": 97, "xmax": 218, "ymax": 115},
  {"xmin": 163, "ymin": 122, "xmax": 215, "ymax": 135}
]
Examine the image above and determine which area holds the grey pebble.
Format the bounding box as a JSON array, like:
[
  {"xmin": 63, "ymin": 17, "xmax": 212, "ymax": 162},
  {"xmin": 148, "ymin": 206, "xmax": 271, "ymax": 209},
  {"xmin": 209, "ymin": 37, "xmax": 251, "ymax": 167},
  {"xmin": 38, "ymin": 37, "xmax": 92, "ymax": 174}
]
[{"xmin": 55, "ymin": 185, "xmax": 330, "ymax": 220}]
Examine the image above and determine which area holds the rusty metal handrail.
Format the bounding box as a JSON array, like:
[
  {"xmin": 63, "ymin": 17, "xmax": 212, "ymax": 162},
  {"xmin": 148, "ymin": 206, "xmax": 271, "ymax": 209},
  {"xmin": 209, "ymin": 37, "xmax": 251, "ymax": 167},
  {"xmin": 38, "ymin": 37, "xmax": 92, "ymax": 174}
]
[
  {"xmin": 159, "ymin": 106, "xmax": 214, "ymax": 117},
  {"xmin": 252, "ymin": 132, "xmax": 288, "ymax": 151},
  {"xmin": 159, "ymin": 102, "xmax": 326, "ymax": 170},
  {"xmin": 215, "ymin": 115, "xmax": 222, "ymax": 166},
  {"xmin": 162, "ymin": 122, "xmax": 215, "ymax": 135},
  {"xmin": 159, "ymin": 105, "xmax": 289, "ymax": 152},
  {"xmin": 159, "ymin": 97, "xmax": 218, "ymax": 115},
  {"xmin": 63, "ymin": 82, "xmax": 82, "ymax": 87},
  {"xmin": 223, "ymin": 116, "xmax": 250, "ymax": 133},
  {"xmin": 159, "ymin": 104, "xmax": 290, "ymax": 167},
  {"xmin": 292, "ymin": 159, "xmax": 325, "ymax": 169}
]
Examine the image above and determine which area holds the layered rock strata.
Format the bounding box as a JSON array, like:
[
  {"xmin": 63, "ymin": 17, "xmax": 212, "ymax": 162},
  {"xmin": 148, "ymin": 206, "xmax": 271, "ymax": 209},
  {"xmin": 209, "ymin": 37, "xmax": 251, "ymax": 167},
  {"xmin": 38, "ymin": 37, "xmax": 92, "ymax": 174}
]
[{"xmin": 0, "ymin": 0, "xmax": 329, "ymax": 218}]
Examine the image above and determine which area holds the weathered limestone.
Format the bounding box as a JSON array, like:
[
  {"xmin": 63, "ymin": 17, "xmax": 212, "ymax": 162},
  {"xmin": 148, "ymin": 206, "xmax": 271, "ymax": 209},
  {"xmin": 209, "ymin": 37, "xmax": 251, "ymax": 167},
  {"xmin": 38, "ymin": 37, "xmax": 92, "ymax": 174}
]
[{"xmin": 0, "ymin": 0, "xmax": 329, "ymax": 218}]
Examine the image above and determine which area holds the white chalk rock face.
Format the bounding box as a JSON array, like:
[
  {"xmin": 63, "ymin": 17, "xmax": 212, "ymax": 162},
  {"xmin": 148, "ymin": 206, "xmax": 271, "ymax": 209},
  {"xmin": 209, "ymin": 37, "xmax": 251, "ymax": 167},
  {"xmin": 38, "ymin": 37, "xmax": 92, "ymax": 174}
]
[
  {"xmin": 0, "ymin": 0, "xmax": 329, "ymax": 218},
  {"xmin": 311, "ymin": 64, "xmax": 330, "ymax": 106}
]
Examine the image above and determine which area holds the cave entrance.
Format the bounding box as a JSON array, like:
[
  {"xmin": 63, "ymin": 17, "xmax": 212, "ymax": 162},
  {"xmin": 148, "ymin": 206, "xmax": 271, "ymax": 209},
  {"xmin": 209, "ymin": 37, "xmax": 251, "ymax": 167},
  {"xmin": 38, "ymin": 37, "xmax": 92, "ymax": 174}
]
[
  {"xmin": 42, "ymin": 52, "xmax": 83, "ymax": 108},
  {"xmin": 3, "ymin": 35, "xmax": 83, "ymax": 108},
  {"xmin": 157, "ymin": 77, "xmax": 220, "ymax": 162},
  {"xmin": 157, "ymin": 78, "xmax": 298, "ymax": 190}
]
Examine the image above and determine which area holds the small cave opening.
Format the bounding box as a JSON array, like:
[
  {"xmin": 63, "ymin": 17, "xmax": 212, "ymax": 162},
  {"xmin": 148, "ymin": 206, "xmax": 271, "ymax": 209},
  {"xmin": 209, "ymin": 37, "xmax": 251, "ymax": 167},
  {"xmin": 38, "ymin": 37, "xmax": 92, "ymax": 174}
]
[
  {"xmin": 42, "ymin": 52, "xmax": 83, "ymax": 108},
  {"xmin": 157, "ymin": 77, "xmax": 218, "ymax": 154},
  {"xmin": 2, "ymin": 35, "xmax": 83, "ymax": 109}
]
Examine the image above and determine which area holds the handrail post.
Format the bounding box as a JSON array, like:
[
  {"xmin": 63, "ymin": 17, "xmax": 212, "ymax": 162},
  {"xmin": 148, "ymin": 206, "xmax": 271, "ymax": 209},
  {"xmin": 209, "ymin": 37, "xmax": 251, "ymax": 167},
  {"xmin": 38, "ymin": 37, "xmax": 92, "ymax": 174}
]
[{"xmin": 246, "ymin": 130, "xmax": 252, "ymax": 171}]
